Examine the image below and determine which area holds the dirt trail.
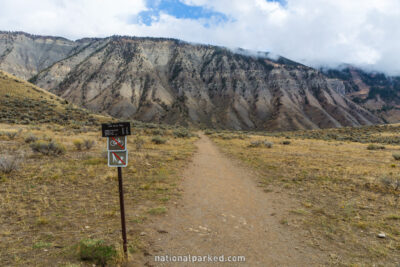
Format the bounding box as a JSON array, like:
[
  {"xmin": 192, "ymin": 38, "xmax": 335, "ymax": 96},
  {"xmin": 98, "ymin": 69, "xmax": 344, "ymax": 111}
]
[{"xmin": 143, "ymin": 134, "xmax": 327, "ymax": 266}]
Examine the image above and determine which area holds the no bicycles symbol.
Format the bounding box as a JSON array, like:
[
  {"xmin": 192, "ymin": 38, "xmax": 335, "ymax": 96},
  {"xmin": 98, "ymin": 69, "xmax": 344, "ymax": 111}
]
[{"xmin": 108, "ymin": 136, "xmax": 126, "ymax": 150}]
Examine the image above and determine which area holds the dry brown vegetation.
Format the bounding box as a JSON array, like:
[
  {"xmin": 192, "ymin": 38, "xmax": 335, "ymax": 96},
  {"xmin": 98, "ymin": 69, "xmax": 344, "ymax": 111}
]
[
  {"xmin": 0, "ymin": 70, "xmax": 107, "ymax": 126},
  {"xmin": 0, "ymin": 123, "xmax": 197, "ymax": 266},
  {"xmin": 210, "ymin": 127, "xmax": 400, "ymax": 266}
]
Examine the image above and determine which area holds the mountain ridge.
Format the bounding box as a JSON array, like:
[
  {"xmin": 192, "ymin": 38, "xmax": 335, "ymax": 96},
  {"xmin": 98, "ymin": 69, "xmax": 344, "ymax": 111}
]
[{"xmin": 0, "ymin": 31, "xmax": 394, "ymax": 130}]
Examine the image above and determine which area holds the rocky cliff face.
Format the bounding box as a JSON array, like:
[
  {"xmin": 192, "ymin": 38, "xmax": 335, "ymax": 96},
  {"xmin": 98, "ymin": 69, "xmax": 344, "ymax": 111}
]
[
  {"xmin": 0, "ymin": 31, "xmax": 91, "ymax": 80},
  {"xmin": 0, "ymin": 32, "xmax": 384, "ymax": 130},
  {"xmin": 322, "ymin": 67, "xmax": 400, "ymax": 123}
]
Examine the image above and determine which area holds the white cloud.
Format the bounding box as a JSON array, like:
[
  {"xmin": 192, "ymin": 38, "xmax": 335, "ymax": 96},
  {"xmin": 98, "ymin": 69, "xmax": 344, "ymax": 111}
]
[
  {"xmin": 0, "ymin": 0, "xmax": 147, "ymax": 38},
  {"xmin": 0, "ymin": 0, "xmax": 400, "ymax": 75}
]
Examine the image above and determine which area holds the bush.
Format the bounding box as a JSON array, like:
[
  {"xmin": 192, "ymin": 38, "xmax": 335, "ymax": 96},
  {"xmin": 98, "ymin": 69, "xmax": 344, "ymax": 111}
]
[
  {"xmin": 24, "ymin": 134, "xmax": 38, "ymax": 143},
  {"xmin": 219, "ymin": 134, "xmax": 234, "ymax": 140},
  {"xmin": 393, "ymin": 153, "xmax": 400, "ymax": 160},
  {"xmin": 282, "ymin": 140, "xmax": 291, "ymax": 145},
  {"xmin": 152, "ymin": 136, "xmax": 167, "ymax": 144},
  {"xmin": 151, "ymin": 128, "xmax": 165, "ymax": 135},
  {"xmin": 380, "ymin": 177, "xmax": 400, "ymax": 191},
  {"xmin": 78, "ymin": 239, "xmax": 117, "ymax": 266},
  {"xmin": 6, "ymin": 131, "xmax": 18, "ymax": 140},
  {"xmin": 264, "ymin": 141, "xmax": 273, "ymax": 148},
  {"xmin": 367, "ymin": 144, "xmax": 385, "ymax": 150},
  {"xmin": 0, "ymin": 154, "xmax": 21, "ymax": 174},
  {"xmin": 204, "ymin": 130, "xmax": 213, "ymax": 135},
  {"xmin": 30, "ymin": 141, "xmax": 66, "ymax": 156},
  {"xmin": 248, "ymin": 140, "xmax": 273, "ymax": 148},
  {"xmin": 83, "ymin": 139, "xmax": 95, "ymax": 150},
  {"xmin": 134, "ymin": 136, "xmax": 145, "ymax": 150},
  {"xmin": 173, "ymin": 129, "xmax": 191, "ymax": 138},
  {"xmin": 73, "ymin": 139, "xmax": 84, "ymax": 150}
]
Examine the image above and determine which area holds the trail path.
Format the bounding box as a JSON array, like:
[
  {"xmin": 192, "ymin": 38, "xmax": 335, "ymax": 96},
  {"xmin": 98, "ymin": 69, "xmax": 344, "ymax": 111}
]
[{"xmin": 143, "ymin": 134, "xmax": 327, "ymax": 266}]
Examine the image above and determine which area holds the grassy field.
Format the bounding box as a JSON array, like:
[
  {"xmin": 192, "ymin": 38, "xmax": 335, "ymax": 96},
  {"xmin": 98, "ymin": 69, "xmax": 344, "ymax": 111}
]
[
  {"xmin": 0, "ymin": 69, "xmax": 199, "ymax": 266},
  {"xmin": 209, "ymin": 128, "xmax": 400, "ymax": 266},
  {"xmin": 0, "ymin": 123, "xmax": 197, "ymax": 266}
]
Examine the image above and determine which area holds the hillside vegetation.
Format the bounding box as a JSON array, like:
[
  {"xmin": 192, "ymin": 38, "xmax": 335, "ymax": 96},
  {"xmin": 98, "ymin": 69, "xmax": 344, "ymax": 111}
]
[{"xmin": 0, "ymin": 70, "xmax": 107, "ymax": 126}]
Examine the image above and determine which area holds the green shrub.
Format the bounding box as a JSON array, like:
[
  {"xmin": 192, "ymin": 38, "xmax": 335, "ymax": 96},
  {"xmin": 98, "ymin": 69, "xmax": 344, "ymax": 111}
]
[
  {"xmin": 367, "ymin": 144, "xmax": 385, "ymax": 150},
  {"xmin": 264, "ymin": 141, "xmax": 273, "ymax": 148},
  {"xmin": 78, "ymin": 239, "xmax": 117, "ymax": 266},
  {"xmin": 393, "ymin": 153, "xmax": 400, "ymax": 160},
  {"xmin": 33, "ymin": 241, "xmax": 52, "ymax": 249},
  {"xmin": 237, "ymin": 134, "xmax": 248, "ymax": 140},
  {"xmin": 282, "ymin": 140, "xmax": 291, "ymax": 145},
  {"xmin": 151, "ymin": 128, "xmax": 165, "ymax": 135},
  {"xmin": 380, "ymin": 177, "xmax": 400, "ymax": 191},
  {"xmin": 83, "ymin": 139, "xmax": 95, "ymax": 150},
  {"xmin": 134, "ymin": 136, "xmax": 145, "ymax": 150},
  {"xmin": 173, "ymin": 129, "xmax": 191, "ymax": 138},
  {"xmin": 73, "ymin": 139, "xmax": 84, "ymax": 150},
  {"xmin": 152, "ymin": 136, "xmax": 167, "ymax": 144},
  {"xmin": 220, "ymin": 134, "xmax": 234, "ymax": 140},
  {"xmin": 0, "ymin": 154, "xmax": 21, "ymax": 174},
  {"xmin": 204, "ymin": 130, "xmax": 213, "ymax": 135},
  {"xmin": 24, "ymin": 134, "xmax": 38, "ymax": 143},
  {"xmin": 6, "ymin": 131, "xmax": 18, "ymax": 140},
  {"xmin": 30, "ymin": 141, "xmax": 66, "ymax": 155},
  {"xmin": 248, "ymin": 140, "xmax": 273, "ymax": 148}
]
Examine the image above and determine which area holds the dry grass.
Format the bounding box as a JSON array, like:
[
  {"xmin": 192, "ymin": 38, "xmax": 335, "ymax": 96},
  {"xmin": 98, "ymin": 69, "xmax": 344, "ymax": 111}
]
[
  {"xmin": 211, "ymin": 130, "xmax": 400, "ymax": 266},
  {"xmin": 0, "ymin": 123, "xmax": 197, "ymax": 266},
  {"xmin": 0, "ymin": 70, "xmax": 109, "ymax": 125}
]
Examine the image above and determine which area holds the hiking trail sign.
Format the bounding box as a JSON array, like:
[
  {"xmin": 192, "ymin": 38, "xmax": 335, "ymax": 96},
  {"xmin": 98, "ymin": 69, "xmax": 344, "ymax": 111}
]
[
  {"xmin": 102, "ymin": 122, "xmax": 131, "ymax": 137},
  {"xmin": 101, "ymin": 122, "xmax": 131, "ymax": 257}
]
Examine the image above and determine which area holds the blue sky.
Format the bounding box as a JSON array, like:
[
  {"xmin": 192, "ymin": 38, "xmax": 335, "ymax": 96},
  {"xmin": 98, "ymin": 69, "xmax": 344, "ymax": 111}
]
[
  {"xmin": 0, "ymin": 0, "xmax": 399, "ymax": 75},
  {"xmin": 136, "ymin": 0, "xmax": 229, "ymax": 26}
]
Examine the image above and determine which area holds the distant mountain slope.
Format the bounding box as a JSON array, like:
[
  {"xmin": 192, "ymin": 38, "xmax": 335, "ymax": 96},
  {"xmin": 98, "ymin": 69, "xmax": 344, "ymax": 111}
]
[
  {"xmin": 31, "ymin": 36, "xmax": 381, "ymax": 130},
  {"xmin": 0, "ymin": 70, "xmax": 106, "ymax": 125},
  {"xmin": 322, "ymin": 66, "xmax": 400, "ymax": 123},
  {"xmin": 0, "ymin": 32, "xmax": 384, "ymax": 130},
  {"xmin": 0, "ymin": 31, "xmax": 91, "ymax": 80}
]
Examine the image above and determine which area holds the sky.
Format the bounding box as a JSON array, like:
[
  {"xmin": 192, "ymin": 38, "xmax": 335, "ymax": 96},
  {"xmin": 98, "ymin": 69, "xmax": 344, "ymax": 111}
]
[{"xmin": 1, "ymin": 0, "xmax": 400, "ymax": 75}]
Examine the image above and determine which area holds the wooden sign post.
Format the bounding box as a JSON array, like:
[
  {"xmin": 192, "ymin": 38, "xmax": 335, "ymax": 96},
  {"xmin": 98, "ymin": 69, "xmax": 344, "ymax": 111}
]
[{"xmin": 101, "ymin": 122, "xmax": 131, "ymax": 257}]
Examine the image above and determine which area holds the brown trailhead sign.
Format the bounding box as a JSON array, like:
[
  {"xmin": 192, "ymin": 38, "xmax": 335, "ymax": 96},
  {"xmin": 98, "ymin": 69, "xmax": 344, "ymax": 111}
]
[{"xmin": 101, "ymin": 122, "xmax": 131, "ymax": 137}]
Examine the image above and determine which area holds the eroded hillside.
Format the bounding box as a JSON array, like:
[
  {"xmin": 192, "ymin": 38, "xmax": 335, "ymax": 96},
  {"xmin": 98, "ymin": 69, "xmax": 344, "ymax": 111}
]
[{"xmin": 30, "ymin": 36, "xmax": 381, "ymax": 130}]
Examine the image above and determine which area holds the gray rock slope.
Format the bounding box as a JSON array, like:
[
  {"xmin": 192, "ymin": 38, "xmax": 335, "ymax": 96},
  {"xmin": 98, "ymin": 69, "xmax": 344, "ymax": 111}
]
[
  {"xmin": 0, "ymin": 32, "xmax": 382, "ymax": 130},
  {"xmin": 0, "ymin": 31, "xmax": 91, "ymax": 80}
]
